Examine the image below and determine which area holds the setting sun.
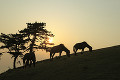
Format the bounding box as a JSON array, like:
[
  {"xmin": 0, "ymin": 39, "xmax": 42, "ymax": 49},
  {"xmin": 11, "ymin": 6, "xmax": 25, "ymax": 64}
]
[{"xmin": 48, "ymin": 37, "xmax": 53, "ymax": 43}]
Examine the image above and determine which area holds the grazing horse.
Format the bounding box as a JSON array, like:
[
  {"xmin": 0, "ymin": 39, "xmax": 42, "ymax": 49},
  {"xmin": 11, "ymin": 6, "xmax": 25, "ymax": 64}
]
[
  {"xmin": 23, "ymin": 52, "xmax": 36, "ymax": 68},
  {"xmin": 50, "ymin": 44, "xmax": 70, "ymax": 60},
  {"xmin": 73, "ymin": 41, "xmax": 92, "ymax": 55}
]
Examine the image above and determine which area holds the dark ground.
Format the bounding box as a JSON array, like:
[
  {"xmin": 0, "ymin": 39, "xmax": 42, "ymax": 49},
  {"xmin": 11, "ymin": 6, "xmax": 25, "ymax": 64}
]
[{"xmin": 0, "ymin": 45, "xmax": 120, "ymax": 80}]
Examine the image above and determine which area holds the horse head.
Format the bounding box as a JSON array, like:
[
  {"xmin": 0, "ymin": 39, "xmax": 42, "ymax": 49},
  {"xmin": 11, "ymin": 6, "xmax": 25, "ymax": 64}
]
[
  {"xmin": 60, "ymin": 44, "xmax": 70, "ymax": 57},
  {"xmin": 66, "ymin": 49, "xmax": 70, "ymax": 57},
  {"xmin": 88, "ymin": 46, "xmax": 92, "ymax": 52},
  {"xmin": 83, "ymin": 41, "xmax": 92, "ymax": 52}
]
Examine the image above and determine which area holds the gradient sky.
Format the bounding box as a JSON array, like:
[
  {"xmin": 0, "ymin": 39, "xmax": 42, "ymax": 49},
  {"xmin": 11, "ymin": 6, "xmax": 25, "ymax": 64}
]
[
  {"xmin": 0, "ymin": 0, "xmax": 120, "ymax": 72},
  {"xmin": 0, "ymin": 0, "xmax": 120, "ymax": 50}
]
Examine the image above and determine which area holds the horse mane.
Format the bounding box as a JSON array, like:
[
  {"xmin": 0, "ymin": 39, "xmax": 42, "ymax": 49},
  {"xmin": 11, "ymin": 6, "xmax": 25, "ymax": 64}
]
[
  {"xmin": 82, "ymin": 41, "xmax": 87, "ymax": 44},
  {"xmin": 82, "ymin": 41, "xmax": 89, "ymax": 46},
  {"xmin": 59, "ymin": 44, "xmax": 64, "ymax": 46},
  {"xmin": 59, "ymin": 44, "xmax": 69, "ymax": 53}
]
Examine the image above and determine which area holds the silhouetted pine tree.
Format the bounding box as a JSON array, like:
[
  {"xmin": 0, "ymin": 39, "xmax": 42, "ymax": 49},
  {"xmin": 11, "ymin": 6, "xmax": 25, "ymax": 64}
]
[
  {"xmin": 0, "ymin": 22, "xmax": 54, "ymax": 68},
  {"xmin": 19, "ymin": 22, "xmax": 54, "ymax": 53}
]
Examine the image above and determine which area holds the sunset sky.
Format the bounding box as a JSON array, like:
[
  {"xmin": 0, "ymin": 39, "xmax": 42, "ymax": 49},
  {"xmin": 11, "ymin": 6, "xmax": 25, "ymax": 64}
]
[
  {"xmin": 0, "ymin": 0, "xmax": 120, "ymax": 71},
  {"xmin": 0, "ymin": 0, "xmax": 120, "ymax": 49}
]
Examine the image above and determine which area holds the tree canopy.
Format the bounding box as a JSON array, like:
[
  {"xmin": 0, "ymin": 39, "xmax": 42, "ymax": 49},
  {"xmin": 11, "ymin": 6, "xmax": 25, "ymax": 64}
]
[{"xmin": 0, "ymin": 22, "xmax": 54, "ymax": 68}]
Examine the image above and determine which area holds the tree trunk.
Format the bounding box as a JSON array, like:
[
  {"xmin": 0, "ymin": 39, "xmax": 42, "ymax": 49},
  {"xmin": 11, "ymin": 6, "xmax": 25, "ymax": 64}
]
[
  {"xmin": 13, "ymin": 55, "xmax": 18, "ymax": 69},
  {"xmin": 30, "ymin": 34, "xmax": 37, "ymax": 53}
]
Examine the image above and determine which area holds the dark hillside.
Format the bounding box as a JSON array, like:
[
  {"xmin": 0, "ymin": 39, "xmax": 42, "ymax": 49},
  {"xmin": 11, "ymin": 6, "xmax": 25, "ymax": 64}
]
[{"xmin": 0, "ymin": 45, "xmax": 120, "ymax": 80}]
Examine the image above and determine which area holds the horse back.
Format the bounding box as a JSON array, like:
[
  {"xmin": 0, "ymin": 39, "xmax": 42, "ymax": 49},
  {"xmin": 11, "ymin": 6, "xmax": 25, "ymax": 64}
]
[
  {"xmin": 74, "ymin": 43, "xmax": 83, "ymax": 49},
  {"xmin": 50, "ymin": 45, "xmax": 63, "ymax": 53},
  {"xmin": 23, "ymin": 53, "xmax": 36, "ymax": 61}
]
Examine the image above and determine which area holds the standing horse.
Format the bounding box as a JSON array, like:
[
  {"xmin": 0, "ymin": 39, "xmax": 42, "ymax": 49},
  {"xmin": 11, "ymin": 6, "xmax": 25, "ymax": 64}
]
[
  {"xmin": 23, "ymin": 52, "xmax": 36, "ymax": 68},
  {"xmin": 73, "ymin": 41, "xmax": 92, "ymax": 55},
  {"xmin": 50, "ymin": 44, "xmax": 70, "ymax": 60}
]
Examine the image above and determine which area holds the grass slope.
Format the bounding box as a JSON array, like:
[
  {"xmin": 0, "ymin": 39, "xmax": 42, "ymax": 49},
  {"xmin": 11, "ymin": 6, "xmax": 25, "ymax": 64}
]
[{"xmin": 0, "ymin": 45, "xmax": 120, "ymax": 80}]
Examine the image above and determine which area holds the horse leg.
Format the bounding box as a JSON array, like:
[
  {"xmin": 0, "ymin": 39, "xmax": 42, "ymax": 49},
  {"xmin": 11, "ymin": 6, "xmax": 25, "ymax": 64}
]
[
  {"xmin": 33, "ymin": 60, "xmax": 35, "ymax": 67},
  {"xmin": 52, "ymin": 53, "xmax": 55, "ymax": 59},
  {"xmin": 59, "ymin": 52, "xmax": 62, "ymax": 59},
  {"xmin": 50, "ymin": 53, "xmax": 52, "ymax": 61},
  {"xmin": 73, "ymin": 47, "xmax": 78, "ymax": 55},
  {"xmin": 23, "ymin": 59, "xmax": 25, "ymax": 69},
  {"xmin": 81, "ymin": 48, "xmax": 84, "ymax": 54},
  {"xmin": 73, "ymin": 47, "xmax": 76, "ymax": 55},
  {"xmin": 25, "ymin": 61, "xmax": 27, "ymax": 68},
  {"xmin": 75, "ymin": 49, "xmax": 78, "ymax": 55},
  {"xmin": 25, "ymin": 60, "xmax": 29, "ymax": 68},
  {"xmin": 29, "ymin": 60, "xmax": 32, "ymax": 67}
]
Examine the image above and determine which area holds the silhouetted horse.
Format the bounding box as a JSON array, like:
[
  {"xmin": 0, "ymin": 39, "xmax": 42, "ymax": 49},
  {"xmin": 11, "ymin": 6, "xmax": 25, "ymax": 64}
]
[
  {"xmin": 73, "ymin": 41, "xmax": 92, "ymax": 55},
  {"xmin": 23, "ymin": 52, "xmax": 36, "ymax": 68},
  {"xmin": 50, "ymin": 44, "xmax": 70, "ymax": 60}
]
